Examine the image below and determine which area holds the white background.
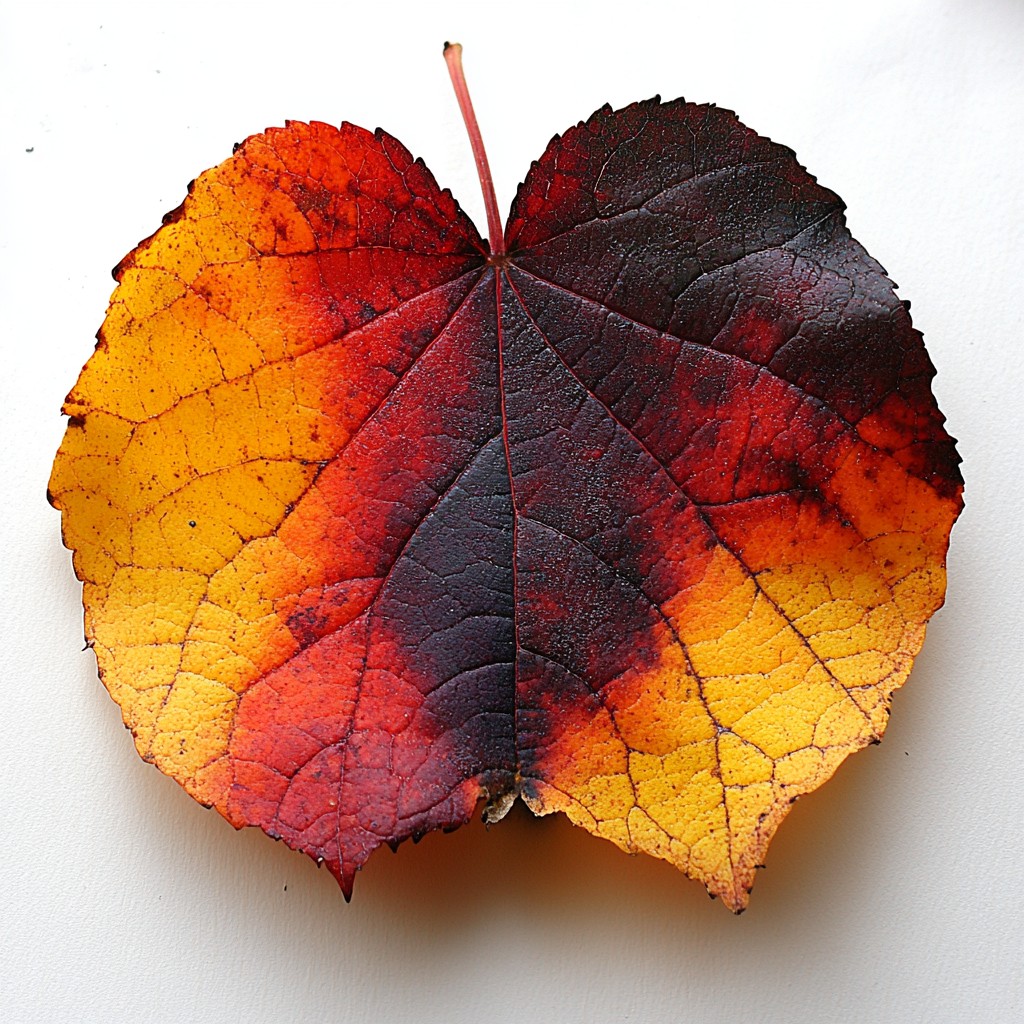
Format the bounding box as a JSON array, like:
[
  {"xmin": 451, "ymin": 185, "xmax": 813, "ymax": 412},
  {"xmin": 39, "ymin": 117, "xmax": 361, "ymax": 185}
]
[{"xmin": 3, "ymin": 1, "xmax": 1023, "ymax": 1021}]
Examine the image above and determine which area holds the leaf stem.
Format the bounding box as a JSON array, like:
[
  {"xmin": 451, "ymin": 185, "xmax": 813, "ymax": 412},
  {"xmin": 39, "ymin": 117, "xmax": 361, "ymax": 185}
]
[{"xmin": 444, "ymin": 42, "xmax": 505, "ymax": 259}]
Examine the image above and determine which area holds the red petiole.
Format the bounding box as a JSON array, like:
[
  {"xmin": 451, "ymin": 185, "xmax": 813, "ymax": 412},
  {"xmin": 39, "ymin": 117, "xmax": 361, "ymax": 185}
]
[{"xmin": 443, "ymin": 42, "xmax": 506, "ymax": 261}]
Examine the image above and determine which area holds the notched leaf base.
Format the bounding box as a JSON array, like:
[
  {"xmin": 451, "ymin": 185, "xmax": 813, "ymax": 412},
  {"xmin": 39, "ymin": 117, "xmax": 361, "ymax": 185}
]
[{"xmin": 482, "ymin": 785, "xmax": 519, "ymax": 826}]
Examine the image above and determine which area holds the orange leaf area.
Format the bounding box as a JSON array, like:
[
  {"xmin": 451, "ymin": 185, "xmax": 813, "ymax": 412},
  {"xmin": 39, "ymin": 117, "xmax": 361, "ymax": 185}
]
[{"xmin": 51, "ymin": 104, "xmax": 961, "ymax": 911}]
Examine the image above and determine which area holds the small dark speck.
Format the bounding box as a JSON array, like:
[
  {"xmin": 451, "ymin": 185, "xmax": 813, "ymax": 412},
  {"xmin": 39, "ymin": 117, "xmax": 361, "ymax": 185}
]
[
  {"xmin": 283, "ymin": 884, "xmax": 288, "ymax": 892},
  {"xmin": 25, "ymin": 147, "xmax": 33, "ymax": 153},
  {"xmin": 904, "ymin": 751, "xmax": 909, "ymax": 756},
  {"xmin": 188, "ymin": 520, "xmax": 196, "ymax": 528}
]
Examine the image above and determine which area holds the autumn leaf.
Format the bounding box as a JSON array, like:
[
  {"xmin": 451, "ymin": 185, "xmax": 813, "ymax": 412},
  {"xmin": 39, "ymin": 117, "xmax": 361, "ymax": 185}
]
[{"xmin": 49, "ymin": 44, "xmax": 962, "ymax": 912}]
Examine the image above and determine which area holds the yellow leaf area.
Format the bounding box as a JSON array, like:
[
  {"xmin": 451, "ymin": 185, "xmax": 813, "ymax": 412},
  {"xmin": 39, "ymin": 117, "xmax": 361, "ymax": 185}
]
[
  {"xmin": 49, "ymin": 121, "xmax": 484, "ymax": 813},
  {"xmin": 522, "ymin": 456, "xmax": 959, "ymax": 911}
]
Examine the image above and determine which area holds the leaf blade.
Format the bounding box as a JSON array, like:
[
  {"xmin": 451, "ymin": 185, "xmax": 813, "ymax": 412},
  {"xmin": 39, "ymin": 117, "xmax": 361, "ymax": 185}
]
[{"xmin": 51, "ymin": 96, "xmax": 963, "ymax": 911}]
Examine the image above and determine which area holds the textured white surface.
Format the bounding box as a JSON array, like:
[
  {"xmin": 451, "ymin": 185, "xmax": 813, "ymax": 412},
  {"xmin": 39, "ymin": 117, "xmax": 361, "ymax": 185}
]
[{"xmin": 3, "ymin": 1, "xmax": 1022, "ymax": 1021}]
